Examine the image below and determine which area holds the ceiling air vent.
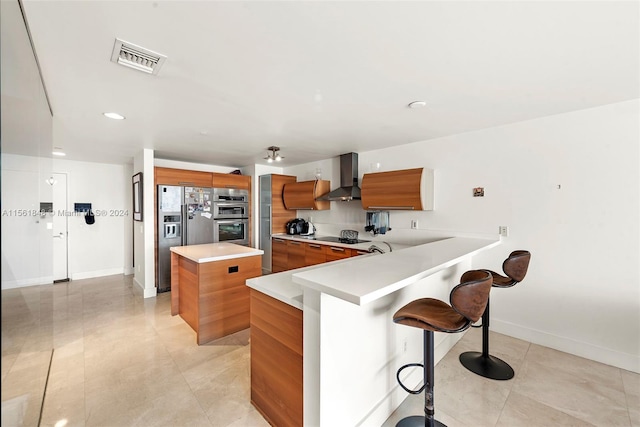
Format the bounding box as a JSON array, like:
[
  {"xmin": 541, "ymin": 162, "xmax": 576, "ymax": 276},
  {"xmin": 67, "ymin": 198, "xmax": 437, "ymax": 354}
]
[{"xmin": 110, "ymin": 38, "xmax": 166, "ymax": 75}]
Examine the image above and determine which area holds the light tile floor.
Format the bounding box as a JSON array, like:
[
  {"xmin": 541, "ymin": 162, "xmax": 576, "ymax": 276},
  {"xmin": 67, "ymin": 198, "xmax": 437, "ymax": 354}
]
[{"xmin": 1, "ymin": 274, "xmax": 638, "ymax": 427}]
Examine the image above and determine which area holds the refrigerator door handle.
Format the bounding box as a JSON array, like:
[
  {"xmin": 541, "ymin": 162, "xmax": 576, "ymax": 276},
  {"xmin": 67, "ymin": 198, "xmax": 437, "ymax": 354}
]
[{"xmin": 181, "ymin": 204, "xmax": 187, "ymax": 246}]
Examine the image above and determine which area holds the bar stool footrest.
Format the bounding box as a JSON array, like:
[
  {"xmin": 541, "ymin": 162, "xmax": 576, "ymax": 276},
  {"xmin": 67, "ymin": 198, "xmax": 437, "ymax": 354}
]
[{"xmin": 396, "ymin": 363, "xmax": 425, "ymax": 394}]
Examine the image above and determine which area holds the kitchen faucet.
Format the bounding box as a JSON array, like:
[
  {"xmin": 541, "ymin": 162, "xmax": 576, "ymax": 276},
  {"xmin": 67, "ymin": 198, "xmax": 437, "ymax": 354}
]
[{"xmin": 368, "ymin": 245, "xmax": 385, "ymax": 254}]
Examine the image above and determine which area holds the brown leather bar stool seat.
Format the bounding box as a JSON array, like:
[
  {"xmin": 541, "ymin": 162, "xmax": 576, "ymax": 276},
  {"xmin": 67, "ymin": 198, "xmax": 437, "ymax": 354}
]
[
  {"xmin": 459, "ymin": 250, "xmax": 531, "ymax": 380},
  {"xmin": 393, "ymin": 270, "xmax": 493, "ymax": 427}
]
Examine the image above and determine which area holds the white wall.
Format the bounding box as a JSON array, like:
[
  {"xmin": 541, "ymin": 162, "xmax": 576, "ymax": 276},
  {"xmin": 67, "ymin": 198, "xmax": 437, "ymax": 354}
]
[
  {"xmin": 154, "ymin": 158, "xmax": 237, "ymax": 173},
  {"xmin": 133, "ymin": 149, "xmax": 156, "ymax": 298},
  {"xmin": 1, "ymin": 154, "xmax": 132, "ymax": 288},
  {"xmin": 1, "ymin": 155, "xmax": 53, "ymax": 288},
  {"xmin": 50, "ymin": 157, "xmax": 128, "ymax": 280},
  {"xmin": 287, "ymin": 100, "xmax": 640, "ymax": 372},
  {"xmin": 123, "ymin": 163, "xmax": 133, "ymax": 275}
]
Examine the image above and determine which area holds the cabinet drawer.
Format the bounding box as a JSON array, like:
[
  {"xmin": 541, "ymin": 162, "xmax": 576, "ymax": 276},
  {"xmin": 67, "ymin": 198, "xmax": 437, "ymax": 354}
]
[
  {"xmin": 326, "ymin": 246, "xmax": 351, "ymax": 262},
  {"xmin": 287, "ymin": 240, "xmax": 306, "ymax": 269},
  {"xmin": 305, "ymin": 242, "xmax": 327, "ymax": 266},
  {"xmin": 351, "ymin": 249, "xmax": 370, "ymax": 257},
  {"xmin": 272, "ymin": 238, "xmax": 289, "ymax": 271}
]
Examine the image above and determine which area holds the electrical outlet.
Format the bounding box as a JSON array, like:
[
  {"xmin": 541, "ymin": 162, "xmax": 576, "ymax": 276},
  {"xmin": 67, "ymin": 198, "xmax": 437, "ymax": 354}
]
[
  {"xmin": 499, "ymin": 226, "xmax": 509, "ymax": 237},
  {"xmin": 411, "ymin": 220, "xmax": 418, "ymax": 229}
]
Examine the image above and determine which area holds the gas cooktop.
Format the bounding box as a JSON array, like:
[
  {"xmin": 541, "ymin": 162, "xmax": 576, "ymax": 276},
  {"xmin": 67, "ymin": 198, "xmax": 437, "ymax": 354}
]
[{"xmin": 312, "ymin": 236, "xmax": 371, "ymax": 245}]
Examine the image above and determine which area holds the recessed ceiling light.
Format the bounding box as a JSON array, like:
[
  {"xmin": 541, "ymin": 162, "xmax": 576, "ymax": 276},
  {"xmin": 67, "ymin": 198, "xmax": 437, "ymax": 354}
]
[
  {"xmin": 52, "ymin": 151, "xmax": 66, "ymax": 156},
  {"xmin": 103, "ymin": 112, "xmax": 126, "ymax": 120},
  {"xmin": 408, "ymin": 101, "xmax": 427, "ymax": 109}
]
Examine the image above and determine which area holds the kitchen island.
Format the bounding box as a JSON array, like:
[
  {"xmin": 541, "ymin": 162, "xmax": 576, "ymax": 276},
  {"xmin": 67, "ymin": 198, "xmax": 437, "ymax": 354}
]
[
  {"xmin": 170, "ymin": 243, "xmax": 263, "ymax": 345},
  {"xmin": 246, "ymin": 236, "xmax": 500, "ymax": 426}
]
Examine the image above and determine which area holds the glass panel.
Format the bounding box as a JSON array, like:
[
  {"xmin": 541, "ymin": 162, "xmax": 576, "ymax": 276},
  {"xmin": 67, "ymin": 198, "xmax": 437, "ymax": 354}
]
[
  {"xmin": 1, "ymin": 0, "xmax": 54, "ymax": 290},
  {"xmin": 218, "ymin": 223, "xmax": 245, "ymax": 242}
]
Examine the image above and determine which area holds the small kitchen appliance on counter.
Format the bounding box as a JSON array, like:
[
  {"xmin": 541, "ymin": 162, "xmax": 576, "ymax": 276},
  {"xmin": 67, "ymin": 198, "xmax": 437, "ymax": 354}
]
[
  {"xmin": 286, "ymin": 218, "xmax": 307, "ymax": 235},
  {"xmin": 300, "ymin": 221, "xmax": 315, "ymax": 236}
]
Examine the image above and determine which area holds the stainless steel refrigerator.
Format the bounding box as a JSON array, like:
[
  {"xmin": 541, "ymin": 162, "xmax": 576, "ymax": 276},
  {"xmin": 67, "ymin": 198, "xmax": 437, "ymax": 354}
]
[{"xmin": 157, "ymin": 185, "xmax": 214, "ymax": 292}]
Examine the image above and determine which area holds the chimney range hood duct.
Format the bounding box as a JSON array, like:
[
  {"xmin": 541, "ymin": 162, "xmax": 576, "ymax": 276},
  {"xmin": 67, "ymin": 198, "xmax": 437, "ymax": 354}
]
[{"xmin": 317, "ymin": 153, "xmax": 361, "ymax": 201}]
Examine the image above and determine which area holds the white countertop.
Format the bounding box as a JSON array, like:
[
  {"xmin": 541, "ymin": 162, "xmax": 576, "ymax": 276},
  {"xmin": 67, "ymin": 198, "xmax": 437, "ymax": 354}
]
[
  {"xmin": 170, "ymin": 242, "xmax": 263, "ymax": 263},
  {"xmin": 293, "ymin": 237, "xmax": 499, "ymax": 305},
  {"xmin": 246, "ymin": 236, "xmax": 499, "ymax": 308},
  {"xmin": 246, "ymin": 266, "xmax": 308, "ymax": 310},
  {"xmin": 246, "ymin": 255, "xmax": 364, "ymax": 310}
]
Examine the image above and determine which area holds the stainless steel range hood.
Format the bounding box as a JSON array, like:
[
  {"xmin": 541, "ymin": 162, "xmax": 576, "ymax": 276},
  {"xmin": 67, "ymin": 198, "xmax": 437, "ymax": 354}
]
[{"xmin": 316, "ymin": 153, "xmax": 361, "ymax": 201}]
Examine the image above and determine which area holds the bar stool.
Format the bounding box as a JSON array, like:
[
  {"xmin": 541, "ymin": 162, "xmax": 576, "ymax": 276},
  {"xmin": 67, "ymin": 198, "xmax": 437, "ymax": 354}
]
[
  {"xmin": 459, "ymin": 250, "xmax": 531, "ymax": 380},
  {"xmin": 393, "ymin": 270, "xmax": 493, "ymax": 427}
]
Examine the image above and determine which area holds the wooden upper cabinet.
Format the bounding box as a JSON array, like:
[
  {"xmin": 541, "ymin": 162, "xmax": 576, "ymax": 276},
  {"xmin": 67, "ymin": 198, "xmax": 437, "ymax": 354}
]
[
  {"xmin": 270, "ymin": 174, "xmax": 297, "ymax": 235},
  {"xmin": 212, "ymin": 172, "xmax": 251, "ymax": 190},
  {"xmin": 361, "ymin": 168, "xmax": 434, "ymax": 211},
  {"xmin": 155, "ymin": 167, "xmax": 212, "ymax": 187},
  {"xmin": 282, "ymin": 180, "xmax": 331, "ymax": 210}
]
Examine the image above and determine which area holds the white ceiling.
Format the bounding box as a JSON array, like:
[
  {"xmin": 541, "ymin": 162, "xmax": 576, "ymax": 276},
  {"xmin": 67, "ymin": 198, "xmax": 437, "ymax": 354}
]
[{"xmin": 6, "ymin": 1, "xmax": 640, "ymax": 167}]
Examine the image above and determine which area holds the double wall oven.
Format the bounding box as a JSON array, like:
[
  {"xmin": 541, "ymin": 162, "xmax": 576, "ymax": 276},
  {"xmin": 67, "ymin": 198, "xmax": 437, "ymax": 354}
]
[{"xmin": 213, "ymin": 188, "xmax": 249, "ymax": 245}]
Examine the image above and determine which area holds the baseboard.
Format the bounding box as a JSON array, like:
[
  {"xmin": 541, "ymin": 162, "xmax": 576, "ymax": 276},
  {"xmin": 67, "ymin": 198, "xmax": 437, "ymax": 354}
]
[
  {"xmin": 143, "ymin": 286, "xmax": 157, "ymax": 298},
  {"xmin": 492, "ymin": 319, "xmax": 640, "ymax": 374},
  {"xmin": 70, "ymin": 267, "xmax": 123, "ymax": 281},
  {"xmin": 1, "ymin": 276, "xmax": 53, "ymax": 290},
  {"xmin": 123, "ymin": 267, "xmax": 135, "ymax": 275},
  {"xmin": 133, "ymin": 277, "xmax": 157, "ymax": 299}
]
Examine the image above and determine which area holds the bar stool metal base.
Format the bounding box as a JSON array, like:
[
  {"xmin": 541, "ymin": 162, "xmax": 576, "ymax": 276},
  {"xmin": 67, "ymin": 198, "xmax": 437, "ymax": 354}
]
[
  {"xmin": 396, "ymin": 415, "xmax": 446, "ymax": 427},
  {"xmin": 459, "ymin": 351, "xmax": 514, "ymax": 381}
]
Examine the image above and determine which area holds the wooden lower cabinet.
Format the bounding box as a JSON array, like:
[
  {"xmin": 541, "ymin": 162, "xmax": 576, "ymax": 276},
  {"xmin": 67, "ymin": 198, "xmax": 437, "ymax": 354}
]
[
  {"xmin": 272, "ymin": 237, "xmax": 368, "ymax": 271},
  {"xmin": 325, "ymin": 245, "xmax": 351, "ymax": 262},
  {"xmin": 287, "ymin": 241, "xmax": 306, "ymax": 270},
  {"xmin": 250, "ymin": 290, "xmax": 303, "ymax": 427},
  {"xmin": 272, "ymin": 238, "xmax": 289, "ymax": 273},
  {"xmin": 351, "ymin": 248, "xmax": 371, "ymax": 257},
  {"xmin": 172, "ymin": 252, "xmax": 261, "ymax": 345},
  {"xmin": 305, "ymin": 242, "xmax": 326, "ymax": 266}
]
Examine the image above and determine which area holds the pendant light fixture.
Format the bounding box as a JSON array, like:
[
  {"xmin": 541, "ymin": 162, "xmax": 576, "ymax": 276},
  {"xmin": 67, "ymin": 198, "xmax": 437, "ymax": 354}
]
[{"xmin": 264, "ymin": 146, "xmax": 283, "ymax": 163}]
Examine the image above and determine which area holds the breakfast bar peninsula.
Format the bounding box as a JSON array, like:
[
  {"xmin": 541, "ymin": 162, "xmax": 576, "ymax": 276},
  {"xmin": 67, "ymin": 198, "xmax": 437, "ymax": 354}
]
[
  {"xmin": 247, "ymin": 236, "xmax": 500, "ymax": 426},
  {"xmin": 170, "ymin": 243, "xmax": 263, "ymax": 345}
]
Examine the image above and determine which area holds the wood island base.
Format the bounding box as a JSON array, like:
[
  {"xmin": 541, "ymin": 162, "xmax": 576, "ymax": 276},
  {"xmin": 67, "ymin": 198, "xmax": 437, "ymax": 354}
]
[{"xmin": 171, "ymin": 249, "xmax": 262, "ymax": 345}]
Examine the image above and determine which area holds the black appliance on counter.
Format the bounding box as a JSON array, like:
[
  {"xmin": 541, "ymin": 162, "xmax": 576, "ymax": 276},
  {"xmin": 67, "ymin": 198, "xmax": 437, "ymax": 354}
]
[{"xmin": 286, "ymin": 218, "xmax": 307, "ymax": 235}]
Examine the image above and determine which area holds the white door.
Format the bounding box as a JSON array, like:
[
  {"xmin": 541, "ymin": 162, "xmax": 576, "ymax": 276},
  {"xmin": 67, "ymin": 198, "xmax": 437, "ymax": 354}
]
[{"xmin": 52, "ymin": 172, "xmax": 68, "ymax": 282}]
